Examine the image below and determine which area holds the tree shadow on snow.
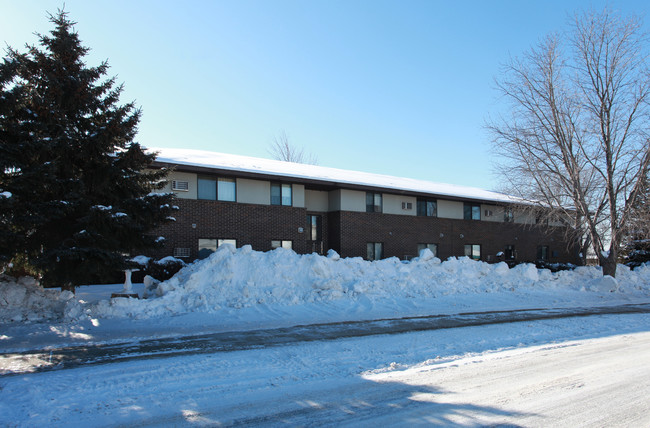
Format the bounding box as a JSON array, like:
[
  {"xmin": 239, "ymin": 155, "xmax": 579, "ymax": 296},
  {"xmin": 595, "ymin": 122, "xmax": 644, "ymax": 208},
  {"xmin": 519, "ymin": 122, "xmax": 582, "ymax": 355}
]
[{"xmin": 220, "ymin": 380, "xmax": 536, "ymax": 427}]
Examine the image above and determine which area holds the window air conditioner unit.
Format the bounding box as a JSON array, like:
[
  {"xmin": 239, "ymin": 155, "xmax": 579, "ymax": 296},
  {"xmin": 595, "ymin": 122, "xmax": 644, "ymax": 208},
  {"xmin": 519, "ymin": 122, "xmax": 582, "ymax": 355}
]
[
  {"xmin": 173, "ymin": 248, "xmax": 191, "ymax": 258},
  {"xmin": 172, "ymin": 180, "xmax": 189, "ymax": 191}
]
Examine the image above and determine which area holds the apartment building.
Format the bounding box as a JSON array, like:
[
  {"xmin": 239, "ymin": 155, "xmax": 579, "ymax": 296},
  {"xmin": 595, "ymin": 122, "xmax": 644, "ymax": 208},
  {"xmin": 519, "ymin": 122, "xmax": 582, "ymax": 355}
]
[{"xmin": 148, "ymin": 148, "xmax": 579, "ymax": 264}]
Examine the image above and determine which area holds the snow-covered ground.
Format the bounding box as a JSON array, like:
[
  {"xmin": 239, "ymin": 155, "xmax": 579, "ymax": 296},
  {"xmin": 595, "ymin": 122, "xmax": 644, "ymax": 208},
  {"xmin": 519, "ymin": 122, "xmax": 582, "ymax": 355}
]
[
  {"xmin": 1, "ymin": 313, "xmax": 649, "ymax": 426},
  {"xmin": 1, "ymin": 246, "xmax": 650, "ymax": 426}
]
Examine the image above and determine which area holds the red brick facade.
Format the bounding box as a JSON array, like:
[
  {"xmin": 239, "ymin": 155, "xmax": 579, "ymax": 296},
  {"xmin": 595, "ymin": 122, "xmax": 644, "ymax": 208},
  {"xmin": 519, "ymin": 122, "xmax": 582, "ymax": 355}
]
[
  {"xmin": 150, "ymin": 199, "xmax": 310, "ymax": 259},
  {"xmin": 151, "ymin": 198, "xmax": 579, "ymax": 264},
  {"xmin": 330, "ymin": 211, "xmax": 579, "ymax": 262}
]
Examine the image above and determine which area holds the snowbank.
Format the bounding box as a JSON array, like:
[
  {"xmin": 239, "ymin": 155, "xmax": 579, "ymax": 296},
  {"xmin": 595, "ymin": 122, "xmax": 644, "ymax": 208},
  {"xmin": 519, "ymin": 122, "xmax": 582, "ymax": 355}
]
[
  {"xmin": 2, "ymin": 245, "xmax": 650, "ymax": 324},
  {"xmin": 88, "ymin": 245, "xmax": 650, "ymax": 320},
  {"xmin": 0, "ymin": 276, "xmax": 82, "ymax": 323}
]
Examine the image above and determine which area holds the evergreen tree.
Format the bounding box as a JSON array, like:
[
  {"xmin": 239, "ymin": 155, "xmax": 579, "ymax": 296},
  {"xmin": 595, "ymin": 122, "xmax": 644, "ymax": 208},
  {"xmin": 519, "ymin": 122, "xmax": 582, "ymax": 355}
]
[
  {"xmin": 0, "ymin": 10, "xmax": 176, "ymax": 290},
  {"xmin": 622, "ymin": 172, "xmax": 650, "ymax": 267}
]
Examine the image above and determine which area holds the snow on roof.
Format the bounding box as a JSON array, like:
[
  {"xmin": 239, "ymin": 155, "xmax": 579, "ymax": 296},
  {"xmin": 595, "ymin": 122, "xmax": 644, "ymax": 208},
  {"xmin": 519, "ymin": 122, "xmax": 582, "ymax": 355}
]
[{"xmin": 148, "ymin": 147, "xmax": 519, "ymax": 204}]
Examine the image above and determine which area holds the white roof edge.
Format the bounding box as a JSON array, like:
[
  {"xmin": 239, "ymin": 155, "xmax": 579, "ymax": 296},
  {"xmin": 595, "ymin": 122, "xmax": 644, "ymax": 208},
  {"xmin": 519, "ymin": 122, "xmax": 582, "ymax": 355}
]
[{"xmin": 147, "ymin": 147, "xmax": 522, "ymax": 204}]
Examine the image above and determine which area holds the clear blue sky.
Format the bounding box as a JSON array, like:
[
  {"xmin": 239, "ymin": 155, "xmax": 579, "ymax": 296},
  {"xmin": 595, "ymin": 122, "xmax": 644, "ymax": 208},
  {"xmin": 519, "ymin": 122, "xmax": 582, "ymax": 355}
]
[{"xmin": 2, "ymin": 0, "xmax": 648, "ymax": 190}]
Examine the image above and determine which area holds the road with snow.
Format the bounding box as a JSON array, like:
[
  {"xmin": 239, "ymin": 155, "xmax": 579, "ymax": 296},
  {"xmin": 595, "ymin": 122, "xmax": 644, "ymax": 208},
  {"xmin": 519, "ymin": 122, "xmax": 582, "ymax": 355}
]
[
  {"xmin": 199, "ymin": 331, "xmax": 650, "ymax": 427},
  {"xmin": 3, "ymin": 303, "xmax": 650, "ymax": 375},
  {"xmin": 1, "ymin": 312, "xmax": 649, "ymax": 427}
]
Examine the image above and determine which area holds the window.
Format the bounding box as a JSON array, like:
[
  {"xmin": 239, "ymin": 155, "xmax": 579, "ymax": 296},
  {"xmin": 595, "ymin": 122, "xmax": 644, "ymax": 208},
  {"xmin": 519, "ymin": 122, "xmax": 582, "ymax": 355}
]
[
  {"xmin": 198, "ymin": 176, "xmax": 236, "ymax": 201},
  {"xmin": 198, "ymin": 239, "xmax": 217, "ymax": 259},
  {"xmin": 366, "ymin": 192, "xmax": 382, "ymax": 213},
  {"xmin": 307, "ymin": 215, "xmax": 322, "ymax": 241},
  {"xmin": 417, "ymin": 243, "xmax": 438, "ymax": 257},
  {"xmin": 198, "ymin": 239, "xmax": 237, "ymax": 259},
  {"xmin": 271, "ymin": 240, "xmax": 293, "ymax": 250},
  {"xmin": 464, "ymin": 203, "xmax": 481, "ymax": 220},
  {"xmin": 464, "ymin": 244, "xmax": 481, "ymax": 260},
  {"xmin": 504, "ymin": 207, "xmax": 514, "ymax": 223},
  {"xmin": 402, "ymin": 202, "xmax": 413, "ymax": 210},
  {"xmin": 417, "ymin": 198, "xmax": 437, "ymax": 217},
  {"xmin": 271, "ymin": 183, "xmax": 292, "ymax": 206},
  {"xmin": 537, "ymin": 246, "xmax": 549, "ymax": 260},
  {"xmin": 307, "ymin": 214, "xmax": 323, "ymax": 254},
  {"xmin": 172, "ymin": 180, "xmax": 189, "ymax": 191},
  {"xmin": 218, "ymin": 178, "xmax": 236, "ymax": 201},
  {"xmin": 504, "ymin": 245, "xmax": 516, "ymax": 260},
  {"xmin": 366, "ymin": 242, "xmax": 383, "ymax": 260},
  {"xmin": 197, "ymin": 177, "xmax": 217, "ymax": 200},
  {"xmin": 218, "ymin": 239, "xmax": 237, "ymax": 248}
]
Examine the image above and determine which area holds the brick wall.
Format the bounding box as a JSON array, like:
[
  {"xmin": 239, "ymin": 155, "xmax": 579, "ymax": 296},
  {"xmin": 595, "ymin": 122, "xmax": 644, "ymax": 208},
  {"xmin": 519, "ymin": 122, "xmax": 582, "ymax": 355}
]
[
  {"xmin": 151, "ymin": 199, "xmax": 310, "ymax": 260},
  {"xmin": 150, "ymin": 199, "xmax": 579, "ymax": 264},
  {"xmin": 332, "ymin": 211, "xmax": 579, "ymax": 263}
]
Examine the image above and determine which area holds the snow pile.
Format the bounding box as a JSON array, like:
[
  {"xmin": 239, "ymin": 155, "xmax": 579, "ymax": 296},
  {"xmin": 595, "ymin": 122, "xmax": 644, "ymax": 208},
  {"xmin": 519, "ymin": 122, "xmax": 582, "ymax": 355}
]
[
  {"xmin": 87, "ymin": 245, "xmax": 650, "ymax": 320},
  {"xmin": 0, "ymin": 276, "xmax": 82, "ymax": 323},
  {"xmin": 2, "ymin": 245, "xmax": 649, "ymax": 324}
]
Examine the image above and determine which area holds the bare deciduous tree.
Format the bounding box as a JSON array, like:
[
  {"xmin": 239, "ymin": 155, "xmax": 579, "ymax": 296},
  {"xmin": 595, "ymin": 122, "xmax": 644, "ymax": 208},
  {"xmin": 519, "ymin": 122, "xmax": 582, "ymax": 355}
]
[
  {"xmin": 268, "ymin": 130, "xmax": 318, "ymax": 165},
  {"xmin": 488, "ymin": 10, "xmax": 650, "ymax": 277}
]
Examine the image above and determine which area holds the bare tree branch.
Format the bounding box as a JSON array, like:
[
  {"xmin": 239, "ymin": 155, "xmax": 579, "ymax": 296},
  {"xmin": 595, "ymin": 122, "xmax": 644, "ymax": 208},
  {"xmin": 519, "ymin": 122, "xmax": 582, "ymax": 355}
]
[
  {"xmin": 267, "ymin": 130, "xmax": 319, "ymax": 165},
  {"xmin": 488, "ymin": 9, "xmax": 650, "ymax": 277}
]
